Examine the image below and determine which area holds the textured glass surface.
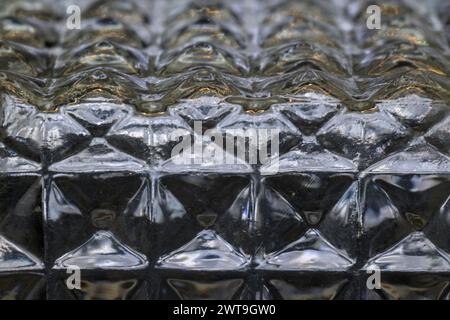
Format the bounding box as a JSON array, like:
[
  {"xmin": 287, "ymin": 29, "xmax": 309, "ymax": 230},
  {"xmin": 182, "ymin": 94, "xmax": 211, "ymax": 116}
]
[{"xmin": 0, "ymin": 0, "xmax": 449, "ymax": 300}]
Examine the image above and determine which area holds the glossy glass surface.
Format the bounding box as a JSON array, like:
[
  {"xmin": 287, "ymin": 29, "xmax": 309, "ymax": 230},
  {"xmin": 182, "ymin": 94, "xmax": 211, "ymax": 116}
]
[{"xmin": 0, "ymin": 0, "xmax": 449, "ymax": 299}]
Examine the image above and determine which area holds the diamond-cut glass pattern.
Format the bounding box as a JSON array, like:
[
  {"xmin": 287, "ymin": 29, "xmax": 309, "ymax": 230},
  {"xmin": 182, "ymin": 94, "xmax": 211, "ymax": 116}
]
[{"xmin": 0, "ymin": 0, "xmax": 449, "ymax": 299}]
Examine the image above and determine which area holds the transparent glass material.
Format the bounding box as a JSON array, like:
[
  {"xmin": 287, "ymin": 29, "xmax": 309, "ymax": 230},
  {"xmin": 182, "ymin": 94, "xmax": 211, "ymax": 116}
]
[{"xmin": 0, "ymin": 0, "xmax": 449, "ymax": 299}]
